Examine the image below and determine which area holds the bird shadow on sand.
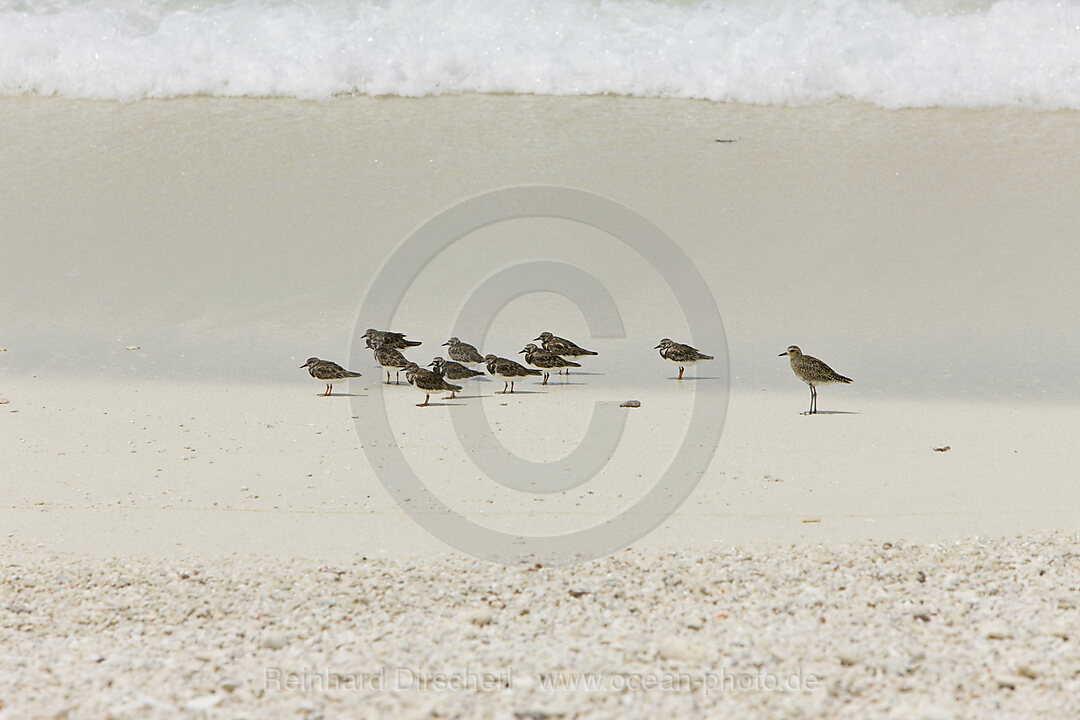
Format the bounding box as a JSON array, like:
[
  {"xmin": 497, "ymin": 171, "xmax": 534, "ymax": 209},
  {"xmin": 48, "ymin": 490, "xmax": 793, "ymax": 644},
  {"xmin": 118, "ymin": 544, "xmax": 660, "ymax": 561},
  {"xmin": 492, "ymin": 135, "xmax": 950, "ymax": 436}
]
[
  {"xmin": 562, "ymin": 371, "xmax": 604, "ymax": 377},
  {"xmin": 801, "ymin": 410, "xmax": 860, "ymax": 416},
  {"xmin": 444, "ymin": 394, "xmax": 486, "ymax": 400},
  {"xmin": 321, "ymin": 392, "xmax": 365, "ymax": 397},
  {"xmin": 495, "ymin": 390, "xmax": 545, "ymax": 395},
  {"xmin": 416, "ymin": 401, "xmax": 467, "ymax": 408},
  {"xmin": 541, "ymin": 381, "xmax": 588, "ymax": 387},
  {"xmin": 670, "ymin": 376, "xmax": 724, "ymax": 381}
]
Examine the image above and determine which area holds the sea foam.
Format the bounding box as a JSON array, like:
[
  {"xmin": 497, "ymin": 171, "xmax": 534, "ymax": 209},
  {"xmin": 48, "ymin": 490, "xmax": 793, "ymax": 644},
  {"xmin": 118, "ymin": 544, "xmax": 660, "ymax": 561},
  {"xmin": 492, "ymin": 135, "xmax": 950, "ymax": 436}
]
[{"xmin": 1, "ymin": 0, "xmax": 1079, "ymax": 108}]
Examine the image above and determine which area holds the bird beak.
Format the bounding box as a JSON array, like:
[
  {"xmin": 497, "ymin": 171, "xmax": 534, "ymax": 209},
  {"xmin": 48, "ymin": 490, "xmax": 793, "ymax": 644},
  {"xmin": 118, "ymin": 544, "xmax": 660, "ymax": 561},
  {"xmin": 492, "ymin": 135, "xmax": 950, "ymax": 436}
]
[
  {"xmin": 519, "ymin": 348, "xmax": 527, "ymax": 353},
  {"xmin": 778, "ymin": 352, "xmax": 787, "ymax": 357},
  {"xmin": 654, "ymin": 344, "xmax": 662, "ymax": 349},
  {"xmin": 441, "ymin": 340, "xmax": 449, "ymax": 346},
  {"xmin": 533, "ymin": 336, "xmax": 542, "ymax": 341}
]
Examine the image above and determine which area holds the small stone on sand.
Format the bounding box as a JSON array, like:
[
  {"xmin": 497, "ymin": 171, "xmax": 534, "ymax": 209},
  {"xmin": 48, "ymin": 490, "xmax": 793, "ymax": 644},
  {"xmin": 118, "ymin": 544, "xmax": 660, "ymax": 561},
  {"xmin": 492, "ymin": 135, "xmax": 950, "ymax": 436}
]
[{"xmin": 260, "ymin": 632, "xmax": 288, "ymax": 649}]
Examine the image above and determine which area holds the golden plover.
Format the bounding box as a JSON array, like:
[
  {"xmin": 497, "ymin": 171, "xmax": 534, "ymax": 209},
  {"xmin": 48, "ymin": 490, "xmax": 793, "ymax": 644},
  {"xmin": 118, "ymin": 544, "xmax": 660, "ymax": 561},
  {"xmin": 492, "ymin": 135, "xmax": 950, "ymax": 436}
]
[{"xmin": 779, "ymin": 345, "xmax": 852, "ymax": 414}]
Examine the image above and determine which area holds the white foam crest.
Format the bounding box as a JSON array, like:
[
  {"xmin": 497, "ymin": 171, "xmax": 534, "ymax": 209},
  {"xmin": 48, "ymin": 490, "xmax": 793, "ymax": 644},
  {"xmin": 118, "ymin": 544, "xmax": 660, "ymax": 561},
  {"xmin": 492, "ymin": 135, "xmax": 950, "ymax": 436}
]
[{"xmin": 1, "ymin": 0, "xmax": 1079, "ymax": 108}]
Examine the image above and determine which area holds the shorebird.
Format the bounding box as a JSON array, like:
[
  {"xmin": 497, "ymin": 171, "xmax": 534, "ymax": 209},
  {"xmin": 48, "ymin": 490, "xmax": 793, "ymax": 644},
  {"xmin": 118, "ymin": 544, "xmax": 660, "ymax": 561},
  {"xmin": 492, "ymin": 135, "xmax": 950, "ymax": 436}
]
[
  {"xmin": 535, "ymin": 332, "xmax": 597, "ymax": 357},
  {"xmin": 655, "ymin": 339, "xmax": 713, "ymax": 380},
  {"xmin": 483, "ymin": 354, "xmax": 542, "ymax": 393},
  {"xmin": 520, "ymin": 343, "xmax": 580, "ymax": 385},
  {"xmin": 428, "ymin": 356, "xmax": 484, "ymax": 398},
  {"xmin": 535, "ymin": 331, "xmax": 596, "ymax": 376},
  {"xmin": 300, "ymin": 357, "xmax": 362, "ymax": 397},
  {"xmin": 368, "ymin": 337, "xmax": 411, "ymax": 384},
  {"xmin": 361, "ymin": 328, "xmax": 422, "ymax": 349},
  {"xmin": 442, "ymin": 337, "xmax": 485, "ymax": 365},
  {"xmin": 403, "ymin": 362, "xmax": 461, "ymax": 407},
  {"xmin": 779, "ymin": 345, "xmax": 852, "ymax": 414}
]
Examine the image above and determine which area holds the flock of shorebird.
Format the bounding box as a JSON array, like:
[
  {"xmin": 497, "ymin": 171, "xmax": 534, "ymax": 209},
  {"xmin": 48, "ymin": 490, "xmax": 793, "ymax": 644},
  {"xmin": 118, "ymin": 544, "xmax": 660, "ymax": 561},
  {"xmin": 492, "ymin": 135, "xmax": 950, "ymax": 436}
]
[{"xmin": 302, "ymin": 330, "xmax": 853, "ymax": 413}]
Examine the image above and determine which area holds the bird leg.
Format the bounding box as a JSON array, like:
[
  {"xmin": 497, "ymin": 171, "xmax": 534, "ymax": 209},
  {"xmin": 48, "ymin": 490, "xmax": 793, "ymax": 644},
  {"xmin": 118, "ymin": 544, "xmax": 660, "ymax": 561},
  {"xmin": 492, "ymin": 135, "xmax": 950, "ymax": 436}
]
[
  {"xmin": 542, "ymin": 373, "xmax": 549, "ymax": 386},
  {"xmin": 385, "ymin": 371, "xmax": 391, "ymax": 384},
  {"xmin": 324, "ymin": 384, "xmax": 332, "ymax": 396},
  {"xmin": 678, "ymin": 366, "xmax": 685, "ymax": 380},
  {"xmin": 418, "ymin": 393, "xmax": 430, "ymax": 407},
  {"xmin": 501, "ymin": 381, "xmax": 509, "ymax": 394},
  {"xmin": 510, "ymin": 381, "xmax": 515, "ymax": 393}
]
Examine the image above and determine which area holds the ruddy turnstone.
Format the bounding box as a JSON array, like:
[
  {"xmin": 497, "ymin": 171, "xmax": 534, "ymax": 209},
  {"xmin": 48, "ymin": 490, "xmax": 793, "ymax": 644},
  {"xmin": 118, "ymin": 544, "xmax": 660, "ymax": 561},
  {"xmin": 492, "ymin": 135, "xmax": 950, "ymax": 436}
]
[
  {"xmin": 368, "ymin": 337, "xmax": 411, "ymax": 384},
  {"xmin": 360, "ymin": 328, "xmax": 422, "ymax": 349},
  {"xmin": 442, "ymin": 337, "xmax": 485, "ymax": 365},
  {"xmin": 780, "ymin": 346, "xmax": 852, "ymax": 415},
  {"xmin": 483, "ymin": 354, "xmax": 542, "ymax": 394},
  {"xmin": 428, "ymin": 357, "xmax": 484, "ymax": 399},
  {"xmin": 655, "ymin": 339, "xmax": 713, "ymax": 380},
  {"xmin": 403, "ymin": 362, "xmax": 461, "ymax": 406},
  {"xmin": 520, "ymin": 343, "xmax": 580, "ymax": 385},
  {"xmin": 300, "ymin": 357, "xmax": 362, "ymax": 397},
  {"xmin": 535, "ymin": 331, "xmax": 598, "ymax": 360}
]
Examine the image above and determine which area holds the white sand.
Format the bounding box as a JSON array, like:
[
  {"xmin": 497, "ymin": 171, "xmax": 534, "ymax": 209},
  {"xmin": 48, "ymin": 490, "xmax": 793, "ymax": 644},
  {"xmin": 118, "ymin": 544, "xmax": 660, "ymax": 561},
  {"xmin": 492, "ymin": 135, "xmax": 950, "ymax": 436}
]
[
  {"xmin": 3, "ymin": 535, "xmax": 1079, "ymax": 719},
  {"xmin": 2, "ymin": 95, "xmax": 1080, "ymax": 715},
  {"xmin": 2, "ymin": 377, "xmax": 1078, "ymax": 560}
]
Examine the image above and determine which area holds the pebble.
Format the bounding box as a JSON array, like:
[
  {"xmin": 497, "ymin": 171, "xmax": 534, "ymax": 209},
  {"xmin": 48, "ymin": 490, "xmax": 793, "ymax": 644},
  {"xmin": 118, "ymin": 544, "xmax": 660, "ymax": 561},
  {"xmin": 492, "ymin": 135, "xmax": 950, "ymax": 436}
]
[
  {"xmin": 260, "ymin": 632, "xmax": 289, "ymax": 650},
  {"xmin": 619, "ymin": 400, "xmax": 641, "ymax": 408},
  {"xmin": 656, "ymin": 635, "xmax": 706, "ymax": 662},
  {"xmin": 183, "ymin": 695, "xmax": 222, "ymax": 712},
  {"xmin": 464, "ymin": 609, "xmax": 495, "ymax": 627},
  {"xmin": 125, "ymin": 346, "xmax": 141, "ymax": 351}
]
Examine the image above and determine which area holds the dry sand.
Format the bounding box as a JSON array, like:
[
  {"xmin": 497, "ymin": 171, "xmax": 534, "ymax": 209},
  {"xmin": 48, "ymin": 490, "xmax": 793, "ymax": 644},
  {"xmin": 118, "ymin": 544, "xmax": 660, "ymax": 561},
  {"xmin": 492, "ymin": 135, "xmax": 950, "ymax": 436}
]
[
  {"xmin": 3, "ymin": 535, "xmax": 1079, "ymax": 719},
  {"xmin": 3, "ymin": 94, "xmax": 1080, "ymax": 716},
  {"xmin": 2, "ymin": 378, "xmax": 1078, "ymax": 561}
]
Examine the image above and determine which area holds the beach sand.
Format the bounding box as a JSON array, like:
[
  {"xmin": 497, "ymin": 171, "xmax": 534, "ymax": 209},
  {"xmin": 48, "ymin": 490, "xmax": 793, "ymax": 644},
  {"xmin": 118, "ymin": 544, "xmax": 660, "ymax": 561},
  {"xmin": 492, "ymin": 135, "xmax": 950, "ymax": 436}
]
[
  {"xmin": 4, "ymin": 534, "xmax": 1079, "ymax": 719},
  {"xmin": 2, "ymin": 94, "xmax": 1080, "ymax": 716}
]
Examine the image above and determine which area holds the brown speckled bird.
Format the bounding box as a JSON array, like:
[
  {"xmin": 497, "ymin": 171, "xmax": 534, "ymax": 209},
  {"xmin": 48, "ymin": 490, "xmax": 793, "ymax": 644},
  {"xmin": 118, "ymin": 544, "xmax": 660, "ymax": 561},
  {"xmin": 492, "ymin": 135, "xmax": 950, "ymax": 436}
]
[
  {"xmin": 442, "ymin": 337, "xmax": 485, "ymax": 365},
  {"xmin": 655, "ymin": 338, "xmax": 713, "ymax": 380},
  {"xmin": 404, "ymin": 362, "xmax": 461, "ymax": 407},
  {"xmin": 428, "ymin": 357, "xmax": 483, "ymax": 399},
  {"xmin": 361, "ymin": 328, "xmax": 422, "ymax": 349},
  {"xmin": 300, "ymin": 357, "xmax": 361, "ymax": 397},
  {"xmin": 483, "ymin": 354, "xmax": 542, "ymax": 394},
  {"xmin": 520, "ymin": 343, "xmax": 580, "ymax": 385},
  {"xmin": 368, "ymin": 337, "xmax": 411, "ymax": 384},
  {"xmin": 779, "ymin": 345, "xmax": 852, "ymax": 415}
]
